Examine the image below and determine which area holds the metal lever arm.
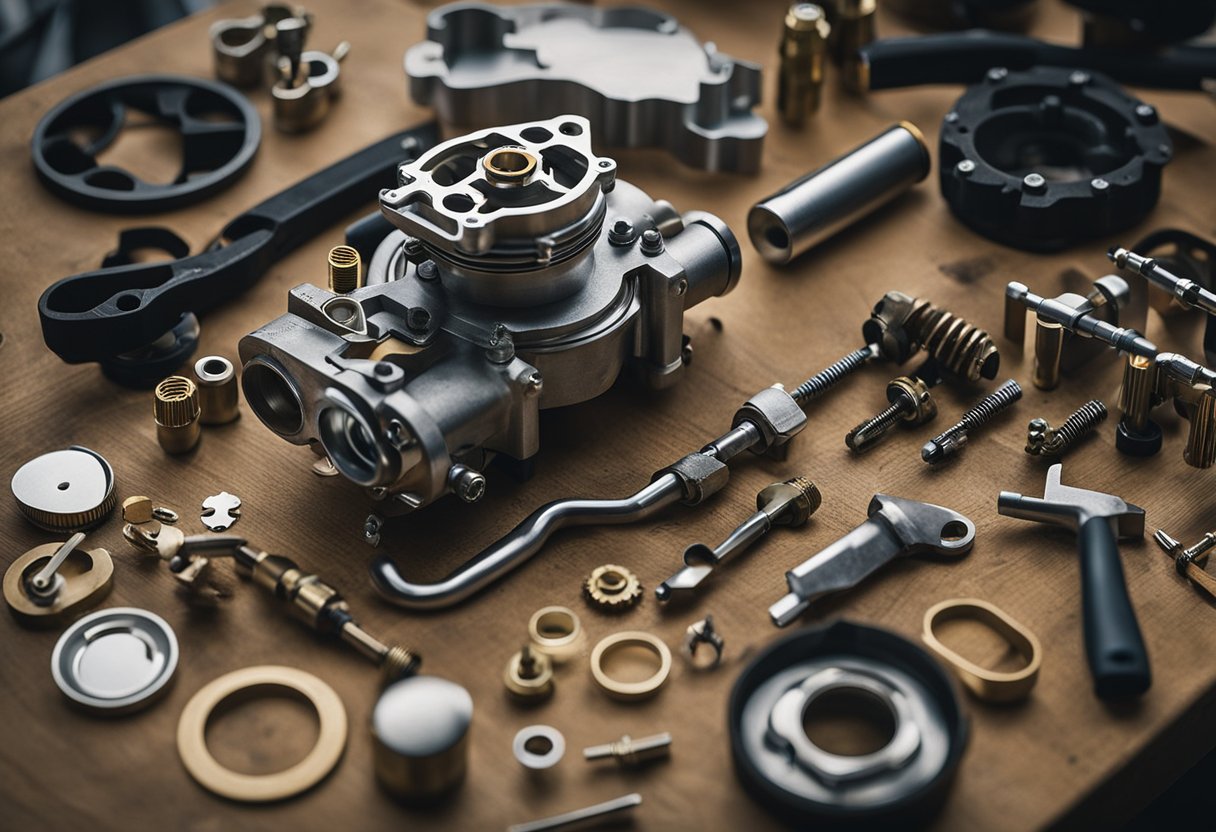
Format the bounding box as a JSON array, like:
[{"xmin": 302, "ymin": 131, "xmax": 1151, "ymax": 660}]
[{"xmin": 39, "ymin": 122, "xmax": 438, "ymax": 363}]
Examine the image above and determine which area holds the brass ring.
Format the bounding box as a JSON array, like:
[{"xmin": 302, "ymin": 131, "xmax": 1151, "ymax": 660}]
[
  {"xmin": 177, "ymin": 666, "xmax": 347, "ymax": 802},
  {"xmin": 922, "ymin": 598, "xmax": 1042, "ymax": 703},
  {"xmin": 528, "ymin": 606, "xmax": 585, "ymax": 664},
  {"xmin": 590, "ymin": 631, "xmax": 672, "ymax": 701}
]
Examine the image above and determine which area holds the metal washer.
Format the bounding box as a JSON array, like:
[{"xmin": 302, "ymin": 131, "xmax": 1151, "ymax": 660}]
[
  {"xmin": 51, "ymin": 607, "xmax": 178, "ymax": 714},
  {"xmin": 513, "ymin": 724, "xmax": 566, "ymax": 770},
  {"xmin": 11, "ymin": 446, "xmax": 116, "ymax": 532}
]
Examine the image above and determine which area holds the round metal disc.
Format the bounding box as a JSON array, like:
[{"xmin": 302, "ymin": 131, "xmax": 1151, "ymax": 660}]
[
  {"xmin": 11, "ymin": 447, "xmax": 116, "ymax": 532},
  {"xmin": 51, "ymin": 607, "xmax": 178, "ymax": 714}
]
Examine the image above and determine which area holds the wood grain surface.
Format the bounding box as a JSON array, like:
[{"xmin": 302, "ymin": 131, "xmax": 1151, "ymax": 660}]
[{"xmin": 1, "ymin": 1, "xmax": 1214, "ymax": 830}]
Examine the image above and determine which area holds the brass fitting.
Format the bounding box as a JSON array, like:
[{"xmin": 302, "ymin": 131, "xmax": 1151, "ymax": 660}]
[
  {"xmin": 194, "ymin": 355, "xmax": 240, "ymax": 424},
  {"xmin": 503, "ymin": 644, "xmax": 554, "ymax": 702},
  {"xmin": 327, "ymin": 244, "xmax": 363, "ymax": 293},
  {"xmin": 829, "ymin": 0, "xmax": 876, "ymax": 93},
  {"xmin": 757, "ymin": 476, "xmax": 822, "ymax": 526},
  {"xmin": 864, "ymin": 291, "xmax": 999, "ymax": 382},
  {"xmin": 154, "ymin": 376, "xmax": 201, "ymax": 454},
  {"xmin": 778, "ymin": 3, "xmax": 830, "ymax": 126}
]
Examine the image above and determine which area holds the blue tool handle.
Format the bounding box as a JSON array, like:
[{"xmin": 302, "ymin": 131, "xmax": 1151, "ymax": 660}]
[{"xmin": 1079, "ymin": 516, "xmax": 1151, "ymax": 699}]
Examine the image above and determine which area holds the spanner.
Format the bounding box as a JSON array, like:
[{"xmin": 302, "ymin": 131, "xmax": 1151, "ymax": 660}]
[{"xmin": 769, "ymin": 495, "xmax": 975, "ymax": 627}]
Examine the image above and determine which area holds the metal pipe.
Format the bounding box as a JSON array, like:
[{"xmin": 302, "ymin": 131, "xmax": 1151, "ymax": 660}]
[{"xmin": 748, "ymin": 123, "xmax": 930, "ymax": 265}]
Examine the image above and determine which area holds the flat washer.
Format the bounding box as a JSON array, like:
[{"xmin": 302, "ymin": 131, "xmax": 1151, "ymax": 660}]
[
  {"xmin": 177, "ymin": 665, "xmax": 347, "ymax": 802},
  {"xmin": 513, "ymin": 724, "xmax": 566, "ymax": 770},
  {"xmin": 32, "ymin": 74, "xmax": 260, "ymax": 213},
  {"xmin": 11, "ymin": 446, "xmax": 116, "ymax": 532},
  {"xmin": 51, "ymin": 607, "xmax": 178, "ymax": 714},
  {"xmin": 590, "ymin": 631, "xmax": 672, "ymax": 701}
]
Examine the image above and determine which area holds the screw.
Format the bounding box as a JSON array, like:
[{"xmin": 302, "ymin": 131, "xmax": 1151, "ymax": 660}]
[
  {"xmin": 1091, "ymin": 178, "xmax": 1109, "ymax": 192},
  {"xmin": 406, "ymin": 307, "xmax": 431, "ymax": 331},
  {"xmin": 1134, "ymin": 104, "xmax": 1158, "ymax": 125},
  {"xmin": 1025, "ymin": 400, "xmax": 1108, "ymax": 458},
  {"xmin": 523, "ymin": 370, "xmax": 543, "ymax": 395},
  {"xmin": 517, "ymin": 645, "xmax": 541, "ymax": 679},
  {"xmin": 922, "ymin": 379, "xmax": 1023, "ymax": 464},
  {"xmin": 416, "ymin": 260, "xmax": 438, "ymax": 280},
  {"xmin": 791, "ymin": 343, "xmax": 880, "ymax": 407},
  {"xmin": 956, "ymin": 159, "xmax": 975, "ymax": 176},
  {"xmin": 608, "ymin": 218, "xmax": 636, "ymax": 246},
  {"xmin": 640, "ymin": 228, "xmax": 664, "ymax": 256},
  {"xmin": 987, "ymin": 67, "xmax": 1008, "ymax": 83},
  {"xmin": 671, "ymin": 278, "xmax": 688, "ymax": 296},
  {"xmin": 1022, "ymin": 173, "xmax": 1046, "ymax": 193},
  {"xmin": 1069, "ymin": 70, "xmax": 1090, "ymax": 86},
  {"xmin": 448, "ymin": 463, "xmax": 486, "ymax": 503},
  {"xmin": 486, "ymin": 324, "xmax": 514, "ymax": 363},
  {"xmin": 846, "ymin": 376, "xmax": 937, "ymax": 452}
]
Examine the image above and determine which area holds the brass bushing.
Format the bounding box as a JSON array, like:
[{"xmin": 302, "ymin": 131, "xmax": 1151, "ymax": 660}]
[
  {"xmin": 372, "ymin": 675, "xmax": 472, "ymax": 803},
  {"xmin": 154, "ymin": 376, "xmax": 201, "ymax": 454},
  {"xmin": 327, "ymin": 245, "xmax": 363, "ymax": 293},
  {"xmin": 194, "ymin": 356, "xmax": 240, "ymax": 425}
]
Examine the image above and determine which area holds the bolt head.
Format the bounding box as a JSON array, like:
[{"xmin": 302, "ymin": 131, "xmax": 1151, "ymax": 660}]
[
  {"xmin": 956, "ymin": 159, "xmax": 975, "ymax": 176},
  {"xmin": 1022, "ymin": 173, "xmax": 1046, "ymax": 193},
  {"xmin": 986, "ymin": 67, "xmax": 1008, "ymax": 83},
  {"xmin": 1068, "ymin": 71, "xmax": 1090, "ymax": 86},
  {"xmin": 1091, "ymin": 177, "xmax": 1109, "ymax": 192},
  {"xmin": 1134, "ymin": 104, "xmax": 1158, "ymax": 125},
  {"xmin": 416, "ymin": 260, "xmax": 438, "ymax": 280}
]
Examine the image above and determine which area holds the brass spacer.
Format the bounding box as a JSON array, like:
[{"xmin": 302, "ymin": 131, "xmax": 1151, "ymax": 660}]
[
  {"xmin": 327, "ymin": 245, "xmax": 363, "ymax": 293},
  {"xmin": 528, "ymin": 606, "xmax": 585, "ymax": 663},
  {"xmin": 590, "ymin": 631, "xmax": 672, "ymax": 701},
  {"xmin": 922, "ymin": 598, "xmax": 1042, "ymax": 703},
  {"xmin": 194, "ymin": 355, "xmax": 241, "ymax": 425},
  {"xmin": 154, "ymin": 376, "xmax": 201, "ymax": 454}
]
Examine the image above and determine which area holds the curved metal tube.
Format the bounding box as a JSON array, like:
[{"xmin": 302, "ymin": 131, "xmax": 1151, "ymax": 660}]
[{"xmin": 370, "ymin": 474, "xmax": 686, "ymax": 610}]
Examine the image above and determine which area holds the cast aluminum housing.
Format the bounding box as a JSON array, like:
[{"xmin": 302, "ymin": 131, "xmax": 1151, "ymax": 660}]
[{"xmin": 239, "ymin": 115, "xmax": 741, "ymax": 520}]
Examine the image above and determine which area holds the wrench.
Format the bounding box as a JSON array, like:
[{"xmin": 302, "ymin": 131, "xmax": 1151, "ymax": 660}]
[{"xmin": 769, "ymin": 495, "xmax": 975, "ymax": 627}]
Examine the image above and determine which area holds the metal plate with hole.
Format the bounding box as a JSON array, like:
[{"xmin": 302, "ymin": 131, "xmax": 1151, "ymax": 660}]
[
  {"xmin": 11, "ymin": 447, "xmax": 116, "ymax": 532},
  {"xmin": 51, "ymin": 607, "xmax": 178, "ymax": 714},
  {"xmin": 31, "ymin": 75, "xmax": 260, "ymax": 213},
  {"xmin": 729, "ymin": 620, "xmax": 967, "ymax": 827}
]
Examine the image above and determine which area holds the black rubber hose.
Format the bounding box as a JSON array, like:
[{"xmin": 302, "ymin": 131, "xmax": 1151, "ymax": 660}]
[{"xmin": 860, "ymin": 30, "xmax": 1216, "ymax": 91}]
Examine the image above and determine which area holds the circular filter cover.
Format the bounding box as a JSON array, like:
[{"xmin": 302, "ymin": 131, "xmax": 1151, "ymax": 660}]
[
  {"xmin": 51, "ymin": 607, "xmax": 178, "ymax": 714},
  {"xmin": 11, "ymin": 446, "xmax": 116, "ymax": 532}
]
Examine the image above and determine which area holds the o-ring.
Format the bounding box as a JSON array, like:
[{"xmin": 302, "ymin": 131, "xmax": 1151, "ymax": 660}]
[
  {"xmin": 513, "ymin": 724, "xmax": 565, "ymax": 770},
  {"xmin": 590, "ymin": 631, "xmax": 672, "ymax": 701}
]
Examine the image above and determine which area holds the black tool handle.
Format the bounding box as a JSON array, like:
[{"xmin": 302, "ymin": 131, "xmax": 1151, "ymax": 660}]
[{"xmin": 1078, "ymin": 516, "xmax": 1151, "ymax": 699}]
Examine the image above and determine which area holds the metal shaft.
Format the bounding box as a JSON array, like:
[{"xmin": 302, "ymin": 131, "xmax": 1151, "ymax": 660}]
[
  {"xmin": 28, "ymin": 532, "xmax": 85, "ymax": 594},
  {"xmin": 508, "ymin": 794, "xmax": 642, "ymax": 832},
  {"xmin": 846, "ymin": 397, "xmax": 911, "ymax": 451},
  {"xmin": 791, "ymin": 343, "xmax": 879, "ymax": 405},
  {"xmin": 1110, "ymin": 246, "xmax": 1216, "ymax": 317},
  {"xmin": 1006, "ymin": 282, "xmax": 1157, "ymax": 359},
  {"xmin": 922, "ymin": 379, "xmax": 1022, "ymax": 463}
]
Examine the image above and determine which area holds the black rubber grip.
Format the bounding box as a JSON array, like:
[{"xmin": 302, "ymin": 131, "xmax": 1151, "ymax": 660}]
[{"xmin": 1078, "ymin": 516, "xmax": 1151, "ymax": 699}]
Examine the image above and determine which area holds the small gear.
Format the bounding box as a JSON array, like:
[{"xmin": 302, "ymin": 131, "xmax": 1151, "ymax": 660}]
[{"xmin": 583, "ymin": 564, "xmax": 643, "ymax": 612}]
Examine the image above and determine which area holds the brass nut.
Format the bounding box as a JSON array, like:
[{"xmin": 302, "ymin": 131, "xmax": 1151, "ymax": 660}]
[
  {"xmin": 503, "ymin": 645, "xmax": 554, "ymax": 702},
  {"xmin": 122, "ymin": 496, "xmax": 154, "ymax": 524},
  {"xmin": 583, "ymin": 564, "xmax": 643, "ymax": 612},
  {"xmin": 154, "ymin": 376, "xmax": 201, "ymax": 454},
  {"xmin": 327, "ymin": 245, "xmax": 363, "ymax": 293},
  {"xmin": 194, "ymin": 356, "xmax": 240, "ymax": 425}
]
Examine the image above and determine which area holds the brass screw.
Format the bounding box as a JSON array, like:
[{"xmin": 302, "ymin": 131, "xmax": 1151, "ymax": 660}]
[
  {"xmin": 846, "ymin": 375, "xmax": 936, "ymax": 452},
  {"xmin": 154, "ymin": 376, "xmax": 201, "ymax": 454},
  {"xmin": 327, "ymin": 245, "xmax": 363, "ymax": 293}
]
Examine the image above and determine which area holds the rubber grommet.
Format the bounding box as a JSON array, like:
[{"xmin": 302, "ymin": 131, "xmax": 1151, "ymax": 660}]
[{"xmin": 1115, "ymin": 419, "xmax": 1163, "ymax": 457}]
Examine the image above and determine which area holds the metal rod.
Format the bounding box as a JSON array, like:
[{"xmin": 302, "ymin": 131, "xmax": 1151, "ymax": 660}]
[{"xmin": 507, "ymin": 793, "xmax": 642, "ymax": 832}]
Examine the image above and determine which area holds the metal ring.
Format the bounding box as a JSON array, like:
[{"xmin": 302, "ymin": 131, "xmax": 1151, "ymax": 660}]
[
  {"xmin": 922, "ymin": 598, "xmax": 1041, "ymax": 703},
  {"xmin": 512, "ymin": 724, "xmax": 565, "ymax": 770},
  {"xmin": 528, "ymin": 606, "xmax": 585, "ymax": 664},
  {"xmin": 590, "ymin": 631, "xmax": 672, "ymax": 701},
  {"xmin": 177, "ymin": 666, "xmax": 347, "ymax": 802}
]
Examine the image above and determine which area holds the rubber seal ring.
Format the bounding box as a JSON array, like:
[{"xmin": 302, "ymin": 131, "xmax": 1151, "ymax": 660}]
[
  {"xmin": 922, "ymin": 598, "xmax": 1042, "ymax": 703},
  {"xmin": 512, "ymin": 724, "xmax": 565, "ymax": 770},
  {"xmin": 176, "ymin": 666, "xmax": 347, "ymax": 802},
  {"xmin": 589, "ymin": 631, "xmax": 672, "ymax": 701}
]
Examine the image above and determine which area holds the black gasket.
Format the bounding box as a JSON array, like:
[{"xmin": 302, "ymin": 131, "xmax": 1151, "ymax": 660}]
[
  {"xmin": 939, "ymin": 66, "xmax": 1171, "ymax": 252},
  {"xmin": 728, "ymin": 620, "xmax": 969, "ymax": 829},
  {"xmin": 32, "ymin": 74, "xmax": 260, "ymax": 213}
]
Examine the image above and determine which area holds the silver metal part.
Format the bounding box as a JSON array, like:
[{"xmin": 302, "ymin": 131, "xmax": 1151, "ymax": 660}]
[
  {"xmin": 513, "ymin": 724, "xmax": 565, "ymax": 770},
  {"xmin": 272, "ymin": 40, "xmax": 349, "ymax": 133},
  {"xmin": 584, "ymin": 732, "xmax": 672, "ymax": 766},
  {"xmin": 407, "ymin": 4, "xmax": 765, "ymax": 173},
  {"xmin": 11, "ymin": 446, "xmax": 116, "ymax": 532},
  {"xmin": 201, "ymin": 491, "xmax": 242, "ymax": 531},
  {"xmin": 25, "ymin": 532, "xmax": 85, "ymax": 604},
  {"xmin": 241, "ymin": 115, "xmax": 741, "ymax": 521},
  {"xmin": 210, "ymin": 4, "xmax": 312, "ymax": 88},
  {"xmin": 740, "ymin": 656, "xmax": 950, "ymax": 808},
  {"xmin": 1110, "ymin": 246, "xmax": 1216, "ymax": 317},
  {"xmin": 51, "ymin": 607, "xmax": 179, "ymax": 714},
  {"xmin": 748, "ymin": 123, "xmax": 930, "ymax": 265},
  {"xmin": 682, "ymin": 615, "xmax": 724, "ymax": 669},
  {"xmin": 770, "ymin": 495, "xmax": 975, "ymax": 626},
  {"xmin": 921, "ymin": 379, "xmax": 1023, "ymax": 464},
  {"xmin": 508, "ymin": 793, "xmax": 642, "ymax": 832},
  {"xmin": 194, "ymin": 355, "xmax": 241, "ymax": 424},
  {"xmin": 997, "ymin": 464, "xmax": 1144, "ymax": 537},
  {"xmin": 1005, "ymin": 281, "xmax": 1157, "ymax": 360},
  {"xmin": 373, "ymin": 675, "xmax": 472, "ymax": 801}
]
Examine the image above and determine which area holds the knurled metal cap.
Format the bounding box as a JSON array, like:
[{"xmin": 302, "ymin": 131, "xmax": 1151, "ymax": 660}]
[{"xmin": 11, "ymin": 446, "xmax": 116, "ymax": 532}]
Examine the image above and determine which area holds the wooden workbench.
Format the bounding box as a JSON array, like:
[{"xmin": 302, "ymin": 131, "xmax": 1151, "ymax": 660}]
[{"xmin": 2, "ymin": 1, "xmax": 1214, "ymax": 829}]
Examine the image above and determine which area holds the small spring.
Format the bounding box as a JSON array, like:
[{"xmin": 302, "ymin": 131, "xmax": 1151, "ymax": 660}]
[
  {"xmin": 960, "ymin": 379, "xmax": 1023, "ymax": 430},
  {"xmin": 1028, "ymin": 400, "xmax": 1108, "ymax": 457},
  {"xmin": 792, "ymin": 344, "xmax": 878, "ymax": 404},
  {"xmin": 907, "ymin": 300, "xmax": 1000, "ymax": 382}
]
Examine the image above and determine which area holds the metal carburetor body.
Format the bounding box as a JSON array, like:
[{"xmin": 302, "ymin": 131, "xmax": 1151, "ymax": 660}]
[{"xmin": 239, "ymin": 115, "xmax": 741, "ymax": 523}]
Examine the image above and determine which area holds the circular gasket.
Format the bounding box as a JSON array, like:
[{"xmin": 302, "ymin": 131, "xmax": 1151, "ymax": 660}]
[
  {"xmin": 512, "ymin": 724, "xmax": 565, "ymax": 770},
  {"xmin": 729, "ymin": 620, "xmax": 968, "ymax": 827},
  {"xmin": 177, "ymin": 665, "xmax": 347, "ymax": 802},
  {"xmin": 52, "ymin": 607, "xmax": 178, "ymax": 714},
  {"xmin": 583, "ymin": 563, "xmax": 643, "ymax": 612},
  {"xmin": 528, "ymin": 605, "xmax": 585, "ymax": 663},
  {"xmin": 939, "ymin": 66, "xmax": 1172, "ymax": 252},
  {"xmin": 32, "ymin": 74, "xmax": 260, "ymax": 213},
  {"xmin": 590, "ymin": 631, "xmax": 672, "ymax": 701}
]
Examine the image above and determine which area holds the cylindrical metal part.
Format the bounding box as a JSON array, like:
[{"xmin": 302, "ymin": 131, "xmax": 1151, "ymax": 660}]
[
  {"xmin": 327, "ymin": 245, "xmax": 363, "ymax": 293},
  {"xmin": 829, "ymin": 0, "xmax": 877, "ymax": 90},
  {"xmin": 748, "ymin": 123, "xmax": 930, "ymax": 265},
  {"xmin": 154, "ymin": 376, "xmax": 201, "ymax": 454},
  {"xmin": 1184, "ymin": 390, "xmax": 1216, "ymax": 469},
  {"xmin": 778, "ymin": 3, "xmax": 830, "ymax": 126},
  {"xmin": 194, "ymin": 355, "xmax": 240, "ymax": 424},
  {"xmin": 1032, "ymin": 320, "xmax": 1065, "ymax": 390},
  {"xmin": 1118, "ymin": 355, "xmax": 1156, "ymax": 431},
  {"xmin": 373, "ymin": 675, "xmax": 472, "ymax": 803}
]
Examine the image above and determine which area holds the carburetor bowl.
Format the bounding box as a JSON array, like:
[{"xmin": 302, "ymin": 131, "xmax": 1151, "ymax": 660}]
[{"xmin": 239, "ymin": 115, "xmax": 741, "ymax": 522}]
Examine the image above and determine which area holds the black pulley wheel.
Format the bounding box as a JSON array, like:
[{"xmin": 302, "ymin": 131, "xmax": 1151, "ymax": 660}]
[
  {"xmin": 728, "ymin": 620, "xmax": 968, "ymax": 829},
  {"xmin": 32, "ymin": 75, "xmax": 260, "ymax": 213},
  {"xmin": 939, "ymin": 66, "xmax": 1172, "ymax": 252}
]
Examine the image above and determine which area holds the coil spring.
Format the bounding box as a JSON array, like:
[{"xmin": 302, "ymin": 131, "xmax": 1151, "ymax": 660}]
[
  {"xmin": 906, "ymin": 299, "xmax": 1000, "ymax": 382},
  {"xmin": 792, "ymin": 344, "xmax": 877, "ymax": 404},
  {"xmin": 1027, "ymin": 400, "xmax": 1108, "ymax": 457}
]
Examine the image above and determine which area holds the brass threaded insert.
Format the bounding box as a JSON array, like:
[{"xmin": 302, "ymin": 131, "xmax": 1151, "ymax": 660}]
[
  {"xmin": 787, "ymin": 476, "xmax": 822, "ymax": 515},
  {"xmin": 327, "ymin": 245, "xmax": 363, "ymax": 293},
  {"xmin": 154, "ymin": 376, "xmax": 201, "ymax": 454}
]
